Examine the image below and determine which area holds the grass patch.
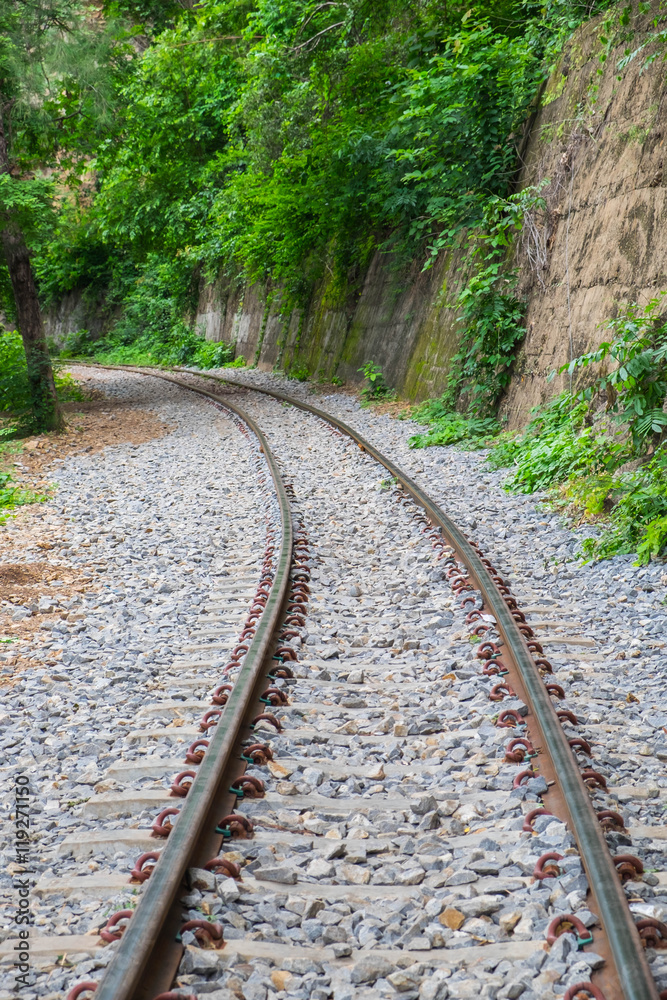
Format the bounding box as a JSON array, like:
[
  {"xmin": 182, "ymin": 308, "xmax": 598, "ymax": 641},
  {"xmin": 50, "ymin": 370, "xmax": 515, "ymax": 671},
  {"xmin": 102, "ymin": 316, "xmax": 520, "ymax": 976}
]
[
  {"xmin": 409, "ymin": 396, "xmax": 500, "ymax": 449},
  {"xmin": 0, "ymin": 469, "xmax": 48, "ymax": 524}
]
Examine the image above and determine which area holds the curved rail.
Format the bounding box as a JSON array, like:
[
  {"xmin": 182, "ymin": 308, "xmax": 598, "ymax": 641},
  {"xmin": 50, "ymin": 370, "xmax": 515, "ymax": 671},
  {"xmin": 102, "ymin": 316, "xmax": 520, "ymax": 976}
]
[
  {"xmin": 69, "ymin": 362, "xmax": 658, "ymax": 1000},
  {"xmin": 88, "ymin": 378, "xmax": 294, "ymax": 1000},
  {"xmin": 181, "ymin": 367, "xmax": 658, "ymax": 1000}
]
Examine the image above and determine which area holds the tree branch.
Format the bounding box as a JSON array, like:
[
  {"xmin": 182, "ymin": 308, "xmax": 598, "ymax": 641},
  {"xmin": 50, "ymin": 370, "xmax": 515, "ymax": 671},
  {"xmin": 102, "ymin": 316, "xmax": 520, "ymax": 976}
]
[
  {"xmin": 292, "ymin": 21, "xmax": 345, "ymax": 53},
  {"xmin": 296, "ymin": 3, "xmax": 349, "ymax": 37},
  {"xmin": 163, "ymin": 34, "xmax": 264, "ymax": 47}
]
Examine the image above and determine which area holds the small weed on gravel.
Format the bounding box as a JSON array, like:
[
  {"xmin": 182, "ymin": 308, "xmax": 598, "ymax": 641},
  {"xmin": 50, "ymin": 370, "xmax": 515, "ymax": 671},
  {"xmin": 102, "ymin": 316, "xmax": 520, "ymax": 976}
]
[{"xmin": 359, "ymin": 362, "xmax": 395, "ymax": 404}]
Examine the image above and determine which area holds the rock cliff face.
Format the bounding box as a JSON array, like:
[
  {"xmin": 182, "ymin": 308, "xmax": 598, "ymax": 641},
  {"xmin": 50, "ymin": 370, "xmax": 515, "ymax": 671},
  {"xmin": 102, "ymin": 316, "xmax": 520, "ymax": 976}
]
[
  {"xmin": 47, "ymin": 12, "xmax": 667, "ymax": 420},
  {"xmin": 192, "ymin": 248, "xmax": 463, "ymax": 402},
  {"xmin": 44, "ymin": 288, "xmax": 118, "ymax": 348},
  {"xmin": 502, "ymin": 12, "xmax": 667, "ymax": 426},
  {"xmin": 191, "ymin": 12, "xmax": 667, "ymax": 416}
]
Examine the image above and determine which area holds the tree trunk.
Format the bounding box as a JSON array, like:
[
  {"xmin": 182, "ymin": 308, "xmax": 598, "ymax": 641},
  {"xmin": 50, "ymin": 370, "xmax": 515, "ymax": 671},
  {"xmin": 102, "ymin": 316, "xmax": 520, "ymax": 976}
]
[
  {"xmin": 0, "ymin": 104, "xmax": 63, "ymax": 432},
  {"xmin": 1, "ymin": 222, "xmax": 64, "ymax": 431}
]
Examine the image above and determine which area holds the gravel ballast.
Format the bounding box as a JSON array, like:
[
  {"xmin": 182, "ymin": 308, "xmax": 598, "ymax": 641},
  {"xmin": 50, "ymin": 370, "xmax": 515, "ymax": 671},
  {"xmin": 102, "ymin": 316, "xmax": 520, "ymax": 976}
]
[{"xmin": 1, "ymin": 365, "xmax": 665, "ymax": 1000}]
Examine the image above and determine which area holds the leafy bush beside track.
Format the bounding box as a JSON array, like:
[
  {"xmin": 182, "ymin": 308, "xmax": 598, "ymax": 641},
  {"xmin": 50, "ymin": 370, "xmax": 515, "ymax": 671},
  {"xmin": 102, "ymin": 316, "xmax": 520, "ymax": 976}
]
[{"xmin": 413, "ymin": 298, "xmax": 667, "ymax": 563}]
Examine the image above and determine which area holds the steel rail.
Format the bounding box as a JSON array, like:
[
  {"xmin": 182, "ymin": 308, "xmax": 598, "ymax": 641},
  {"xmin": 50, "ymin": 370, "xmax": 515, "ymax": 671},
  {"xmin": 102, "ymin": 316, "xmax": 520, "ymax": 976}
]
[
  {"xmin": 87, "ymin": 373, "xmax": 294, "ymax": 1000},
  {"xmin": 173, "ymin": 367, "xmax": 657, "ymax": 1000},
  {"xmin": 70, "ymin": 362, "xmax": 657, "ymax": 1000}
]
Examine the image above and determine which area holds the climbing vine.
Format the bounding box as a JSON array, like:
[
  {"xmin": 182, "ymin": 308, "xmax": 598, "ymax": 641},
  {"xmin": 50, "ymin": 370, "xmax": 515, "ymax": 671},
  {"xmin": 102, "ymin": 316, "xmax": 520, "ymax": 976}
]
[{"xmin": 435, "ymin": 185, "xmax": 548, "ymax": 415}]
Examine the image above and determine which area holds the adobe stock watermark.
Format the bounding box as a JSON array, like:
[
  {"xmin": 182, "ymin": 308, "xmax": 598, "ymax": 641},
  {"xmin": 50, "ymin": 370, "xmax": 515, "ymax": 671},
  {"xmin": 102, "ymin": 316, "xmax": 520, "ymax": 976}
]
[{"xmin": 13, "ymin": 774, "xmax": 33, "ymax": 990}]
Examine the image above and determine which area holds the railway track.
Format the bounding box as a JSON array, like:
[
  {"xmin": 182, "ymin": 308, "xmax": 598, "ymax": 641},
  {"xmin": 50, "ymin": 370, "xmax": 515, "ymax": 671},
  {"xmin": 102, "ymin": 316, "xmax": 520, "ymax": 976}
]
[{"xmin": 4, "ymin": 364, "xmax": 666, "ymax": 1000}]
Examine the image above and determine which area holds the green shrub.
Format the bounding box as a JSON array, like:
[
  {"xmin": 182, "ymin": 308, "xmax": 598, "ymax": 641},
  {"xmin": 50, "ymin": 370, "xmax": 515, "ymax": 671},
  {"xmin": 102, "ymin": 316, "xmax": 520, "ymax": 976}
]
[
  {"xmin": 486, "ymin": 395, "xmax": 625, "ymax": 491},
  {"xmin": 192, "ymin": 340, "xmax": 235, "ymax": 369},
  {"xmin": 481, "ymin": 297, "xmax": 667, "ymax": 561},
  {"xmin": 359, "ymin": 362, "xmax": 394, "ymax": 402},
  {"xmin": 409, "ymin": 408, "xmax": 500, "ymax": 449},
  {"xmin": 638, "ymin": 515, "xmax": 667, "ymax": 564},
  {"xmin": 572, "ymin": 453, "xmax": 667, "ymax": 564},
  {"xmin": 0, "ymin": 329, "xmax": 31, "ymax": 414},
  {"xmin": 560, "ymin": 296, "xmax": 667, "ymax": 452},
  {"xmin": 56, "ymin": 255, "xmax": 239, "ymax": 371},
  {"xmin": 60, "ymin": 329, "xmax": 97, "ymax": 358},
  {"xmin": 0, "ymin": 330, "xmax": 84, "ymax": 419},
  {"xmin": 445, "ymin": 187, "xmax": 547, "ymax": 415},
  {"xmin": 288, "ymin": 362, "xmax": 310, "ymax": 382}
]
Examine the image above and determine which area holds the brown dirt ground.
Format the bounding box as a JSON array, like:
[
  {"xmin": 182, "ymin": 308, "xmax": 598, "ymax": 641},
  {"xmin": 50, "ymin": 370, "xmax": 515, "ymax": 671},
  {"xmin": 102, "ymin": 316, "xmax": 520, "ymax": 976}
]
[
  {"xmin": 0, "ymin": 379, "xmax": 170, "ymax": 684},
  {"xmin": 4, "ymin": 387, "xmax": 169, "ymax": 492},
  {"xmin": 361, "ymin": 398, "xmax": 414, "ymax": 418}
]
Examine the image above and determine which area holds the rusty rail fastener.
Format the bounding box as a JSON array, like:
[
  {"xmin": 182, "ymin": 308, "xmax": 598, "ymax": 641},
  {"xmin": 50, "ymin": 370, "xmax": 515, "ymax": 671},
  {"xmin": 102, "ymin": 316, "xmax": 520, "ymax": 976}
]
[
  {"xmin": 636, "ymin": 917, "xmax": 667, "ymax": 949},
  {"xmin": 184, "ymin": 738, "xmax": 208, "ymax": 764},
  {"xmin": 496, "ymin": 708, "xmax": 525, "ymax": 729},
  {"xmin": 230, "ymin": 775, "xmax": 265, "ymax": 798},
  {"xmin": 581, "ymin": 769, "xmax": 607, "ymax": 790},
  {"xmin": 204, "ymin": 857, "xmax": 242, "ymax": 879},
  {"xmin": 533, "ymin": 852, "xmax": 564, "ymax": 880},
  {"xmin": 597, "ymin": 809, "xmax": 625, "ymax": 831},
  {"xmin": 489, "ymin": 682, "xmax": 515, "ymax": 701},
  {"xmin": 241, "ymin": 742, "xmax": 273, "ymax": 764},
  {"xmin": 153, "ymin": 993, "xmax": 196, "ymax": 1000},
  {"xmin": 151, "ymin": 807, "xmax": 179, "ymax": 838},
  {"xmin": 523, "ymin": 807, "xmax": 552, "ymax": 832},
  {"xmin": 504, "ymin": 737, "xmax": 535, "ymax": 763},
  {"xmin": 129, "ymin": 852, "xmax": 161, "ymax": 884},
  {"xmin": 546, "ymin": 913, "xmax": 594, "ymax": 949},
  {"xmin": 215, "ymin": 813, "xmax": 254, "ymax": 839},
  {"xmin": 100, "ymin": 910, "xmax": 134, "ymax": 943},
  {"xmin": 251, "ymin": 712, "xmax": 282, "ymax": 731},
  {"xmin": 613, "ymin": 855, "xmax": 644, "ymax": 882},
  {"xmin": 66, "ymin": 985, "xmax": 98, "ymax": 1000},
  {"xmin": 563, "ymin": 985, "xmax": 607, "ymax": 1000},
  {"xmin": 169, "ymin": 771, "xmax": 196, "ymax": 798},
  {"xmin": 211, "ymin": 683, "xmax": 233, "ymax": 705},
  {"xmin": 179, "ymin": 920, "xmax": 224, "ymax": 948}
]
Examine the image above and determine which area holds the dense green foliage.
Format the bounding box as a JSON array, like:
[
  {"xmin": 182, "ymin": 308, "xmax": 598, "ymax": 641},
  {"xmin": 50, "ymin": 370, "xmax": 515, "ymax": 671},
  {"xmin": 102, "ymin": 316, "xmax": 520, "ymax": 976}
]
[
  {"xmin": 485, "ymin": 300, "xmax": 667, "ymax": 562},
  {"xmin": 61, "ymin": 328, "xmax": 239, "ymax": 368},
  {"xmin": 0, "ymin": 0, "xmax": 134, "ymax": 312},
  {"xmin": 0, "ymin": 330, "xmax": 83, "ymax": 421},
  {"xmin": 85, "ymin": 2, "xmax": 541, "ymax": 292},
  {"xmin": 27, "ymin": 0, "xmax": 621, "ymax": 374},
  {"xmin": 359, "ymin": 362, "xmax": 395, "ymax": 402},
  {"xmin": 413, "ymin": 296, "xmax": 667, "ymax": 562},
  {"xmin": 485, "ymin": 396, "xmax": 621, "ymax": 490},
  {"xmin": 410, "ymin": 397, "xmax": 500, "ymax": 447},
  {"xmin": 561, "ymin": 457, "xmax": 667, "ymax": 564},
  {"xmin": 9, "ymin": 0, "xmax": 665, "ymax": 563},
  {"xmin": 561, "ymin": 295, "xmax": 667, "ymax": 449}
]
